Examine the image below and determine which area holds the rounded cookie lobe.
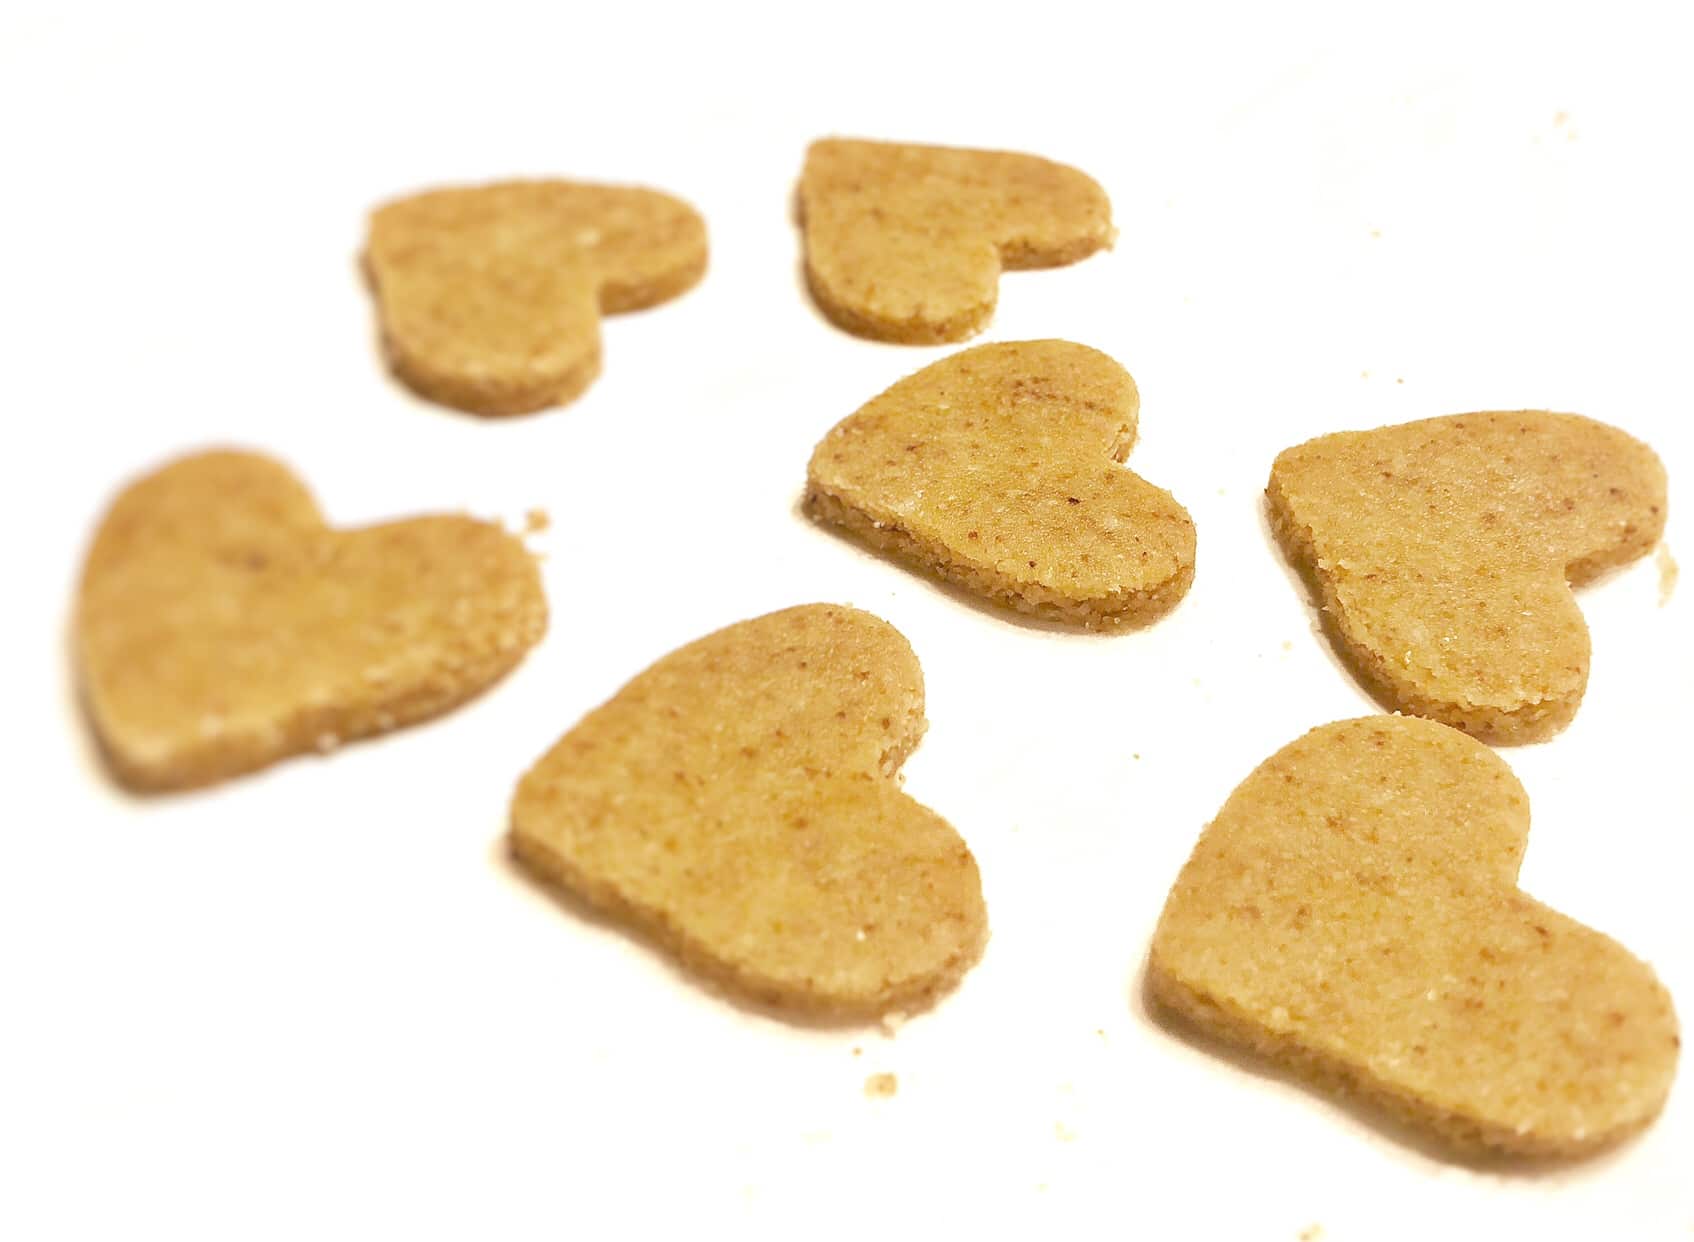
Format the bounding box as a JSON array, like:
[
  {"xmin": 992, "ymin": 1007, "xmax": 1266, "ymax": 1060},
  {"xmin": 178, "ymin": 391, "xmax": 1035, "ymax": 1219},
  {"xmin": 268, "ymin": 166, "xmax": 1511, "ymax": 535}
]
[
  {"xmin": 509, "ymin": 604, "xmax": 987, "ymax": 1017},
  {"xmin": 1148, "ymin": 716, "xmax": 1680, "ymax": 1156},
  {"xmin": 799, "ymin": 138, "xmax": 1113, "ymax": 343},
  {"xmin": 805, "ymin": 340, "xmax": 1195, "ymax": 629},
  {"xmin": 366, "ymin": 179, "xmax": 707, "ymax": 415},
  {"xmin": 76, "ymin": 450, "xmax": 548, "ymax": 790},
  {"xmin": 1268, "ymin": 410, "xmax": 1668, "ymax": 742}
]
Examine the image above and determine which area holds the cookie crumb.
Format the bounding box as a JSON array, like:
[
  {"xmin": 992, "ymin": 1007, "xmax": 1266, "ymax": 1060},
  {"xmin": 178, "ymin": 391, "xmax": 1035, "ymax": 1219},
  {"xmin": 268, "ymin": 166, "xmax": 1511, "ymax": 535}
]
[
  {"xmin": 863, "ymin": 1072, "xmax": 898, "ymax": 1099},
  {"xmin": 1298, "ymin": 1226, "xmax": 1324, "ymax": 1242},
  {"xmin": 1658, "ymin": 543, "xmax": 1678, "ymax": 606},
  {"xmin": 524, "ymin": 508, "xmax": 550, "ymax": 534}
]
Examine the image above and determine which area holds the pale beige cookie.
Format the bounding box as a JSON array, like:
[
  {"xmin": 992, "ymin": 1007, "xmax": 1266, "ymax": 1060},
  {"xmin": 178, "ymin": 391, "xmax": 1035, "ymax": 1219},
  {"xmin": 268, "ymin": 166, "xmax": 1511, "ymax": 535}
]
[
  {"xmin": 1269, "ymin": 411, "xmax": 1667, "ymax": 742},
  {"xmin": 1149, "ymin": 716, "xmax": 1680, "ymax": 1157},
  {"xmin": 509, "ymin": 604, "xmax": 986, "ymax": 1017},
  {"xmin": 798, "ymin": 138, "xmax": 1113, "ymax": 343},
  {"xmin": 805, "ymin": 340, "xmax": 1195, "ymax": 628},
  {"xmin": 365, "ymin": 179, "xmax": 707, "ymax": 415},
  {"xmin": 76, "ymin": 450, "xmax": 547, "ymax": 790}
]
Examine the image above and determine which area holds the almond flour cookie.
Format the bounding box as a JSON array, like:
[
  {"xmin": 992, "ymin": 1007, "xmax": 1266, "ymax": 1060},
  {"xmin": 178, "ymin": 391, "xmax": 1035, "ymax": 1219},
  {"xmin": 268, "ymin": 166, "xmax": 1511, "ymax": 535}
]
[
  {"xmin": 798, "ymin": 138, "xmax": 1113, "ymax": 343},
  {"xmin": 1269, "ymin": 411, "xmax": 1667, "ymax": 742},
  {"xmin": 365, "ymin": 179, "xmax": 707, "ymax": 415},
  {"xmin": 76, "ymin": 450, "xmax": 547, "ymax": 790},
  {"xmin": 509, "ymin": 604, "xmax": 986, "ymax": 1017},
  {"xmin": 805, "ymin": 340, "xmax": 1195, "ymax": 628},
  {"xmin": 1149, "ymin": 716, "xmax": 1680, "ymax": 1157}
]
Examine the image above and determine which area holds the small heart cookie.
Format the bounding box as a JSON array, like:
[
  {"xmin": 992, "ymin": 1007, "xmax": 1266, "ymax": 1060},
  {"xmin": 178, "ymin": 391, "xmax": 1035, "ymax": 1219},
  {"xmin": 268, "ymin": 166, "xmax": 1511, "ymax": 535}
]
[
  {"xmin": 509, "ymin": 604, "xmax": 986, "ymax": 1017},
  {"xmin": 365, "ymin": 179, "xmax": 707, "ymax": 415},
  {"xmin": 76, "ymin": 451, "xmax": 547, "ymax": 790},
  {"xmin": 1149, "ymin": 716, "xmax": 1679, "ymax": 1156},
  {"xmin": 1269, "ymin": 411, "xmax": 1667, "ymax": 742},
  {"xmin": 805, "ymin": 340, "xmax": 1195, "ymax": 628},
  {"xmin": 798, "ymin": 138, "xmax": 1113, "ymax": 343}
]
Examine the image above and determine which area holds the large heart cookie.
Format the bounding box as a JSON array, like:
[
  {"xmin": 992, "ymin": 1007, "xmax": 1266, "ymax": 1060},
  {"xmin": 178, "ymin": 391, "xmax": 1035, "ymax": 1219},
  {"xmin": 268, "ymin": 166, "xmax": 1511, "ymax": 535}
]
[
  {"xmin": 1149, "ymin": 716, "xmax": 1679, "ymax": 1156},
  {"xmin": 365, "ymin": 179, "xmax": 707, "ymax": 415},
  {"xmin": 76, "ymin": 451, "xmax": 548, "ymax": 790},
  {"xmin": 798, "ymin": 138, "xmax": 1113, "ymax": 343},
  {"xmin": 1269, "ymin": 411, "xmax": 1667, "ymax": 742},
  {"xmin": 509, "ymin": 604, "xmax": 986, "ymax": 1017},
  {"xmin": 805, "ymin": 340, "xmax": 1195, "ymax": 628}
]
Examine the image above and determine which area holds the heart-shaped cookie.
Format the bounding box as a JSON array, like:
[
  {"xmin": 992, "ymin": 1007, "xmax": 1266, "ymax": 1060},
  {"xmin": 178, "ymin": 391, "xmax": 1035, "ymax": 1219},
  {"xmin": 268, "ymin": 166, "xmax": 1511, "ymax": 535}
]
[
  {"xmin": 805, "ymin": 340, "xmax": 1196, "ymax": 628},
  {"xmin": 1149, "ymin": 716, "xmax": 1679, "ymax": 1156},
  {"xmin": 76, "ymin": 450, "xmax": 548, "ymax": 790},
  {"xmin": 798, "ymin": 138, "xmax": 1113, "ymax": 343},
  {"xmin": 509, "ymin": 604, "xmax": 986, "ymax": 1017},
  {"xmin": 365, "ymin": 179, "xmax": 707, "ymax": 415},
  {"xmin": 1269, "ymin": 411, "xmax": 1667, "ymax": 742}
]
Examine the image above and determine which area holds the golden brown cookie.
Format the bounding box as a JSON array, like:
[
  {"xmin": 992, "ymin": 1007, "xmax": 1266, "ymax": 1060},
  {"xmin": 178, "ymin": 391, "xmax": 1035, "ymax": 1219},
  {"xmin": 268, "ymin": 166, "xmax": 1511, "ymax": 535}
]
[
  {"xmin": 1269, "ymin": 411, "xmax": 1667, "ymax": 742},
  {"xmin": 365, "ymin": 179, "xmax": 707, "ymax": 415},
  {"xmin": 798, "ymin": 138, "xmax": 1113, "ymax": 343},
  {"xmin": 76, "ymin": 450, "xmax": 548, "ymax": 790},
  {"xmin": 509, "ymin": 604, "xmax": 986, "ymax": 1017},
  {"xmin": 805, "ymin": 340, "xmax": 1195, "ymax": 628},
  {"xmin": 1149, "ymin": 716, "xmax": 1680, "ymax": 1157}
]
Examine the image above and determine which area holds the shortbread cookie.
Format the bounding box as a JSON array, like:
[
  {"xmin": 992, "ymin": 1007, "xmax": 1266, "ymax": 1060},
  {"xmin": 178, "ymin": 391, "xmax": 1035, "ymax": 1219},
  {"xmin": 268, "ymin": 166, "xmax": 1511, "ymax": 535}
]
[
  {"xmin": 1269, "ymin": 411, "xmax": 1667, "ymax": 742},
  {"xmin": 805, "ymin": 340, "xmax": 1195, "ymax": 628},
  {"xmin": 798, "ymin": 138, "xmax": 1112, "ymax": 343},
  {"xmin": 1149, "ymin": 716, "xmax": 1680, "ymax": 1157},
  {"xmin": 365, "ymin": 179, "xmax": 707, "ymax": 415},
  {"xmin": 509, "ymin": 604, "xmax": 986, "ymax": 1017},
  {"xmin": 76, "ymin": 450, "xmax": 547, "ymax": 790}
]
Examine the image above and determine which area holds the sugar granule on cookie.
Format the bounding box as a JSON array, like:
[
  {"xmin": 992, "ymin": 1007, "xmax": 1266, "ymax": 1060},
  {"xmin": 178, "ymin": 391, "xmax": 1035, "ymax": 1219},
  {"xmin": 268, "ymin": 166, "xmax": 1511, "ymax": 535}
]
[
  {"xmin": 365, "ymin": 179, "xmax": 707, "ymax": 416},
  {"xmin": 798, "ymin": 138, "xmax": 1113, "ymax": 343},
  {"xmin": 806, "ymin": 340, "xmax": 1195, "ymax": 629},
  {"xmin": 1268, "ymin": 411, "xmax": 1667, "ymax": 742},
  {"xmin": 1148, "ymin": 716, "xmax": 1680, "ymax": 1157},
  {"xmin": 508, "ymin": 604, "xmax": 987, "ymax": 1018},
  {"xmin": 76, "ymin": 450, "xmax": 548, "ymax": 790}
]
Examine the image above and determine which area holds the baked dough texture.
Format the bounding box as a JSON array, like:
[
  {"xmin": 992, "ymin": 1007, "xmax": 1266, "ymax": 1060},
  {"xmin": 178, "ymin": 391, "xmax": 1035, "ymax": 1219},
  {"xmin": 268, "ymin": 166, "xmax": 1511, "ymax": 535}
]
[
  {"xmin": 509, "ymin": 604, "xmax": 987, "ymax": 1017},
  {"xmin": 366, "ymin": 179, "xmax": 707, "ymax": 415},
  {"xmin": 799, "ymin": 138, "xmax": 1113, "ymax": 343},
  {"xmin": 1149, "ymin": 716, "xmax": 1680, "ymax": 1157},
  {"xmin": 76, "ymin": 450, "xmax": 547, "ymax": 790},
  {"xmin": 1269, "ymin": 411, "xmax": 1667, "ymax": 742},
  {"xmin": 806, "ymin": 340, "xmax": 1195, "ymax": 628}
]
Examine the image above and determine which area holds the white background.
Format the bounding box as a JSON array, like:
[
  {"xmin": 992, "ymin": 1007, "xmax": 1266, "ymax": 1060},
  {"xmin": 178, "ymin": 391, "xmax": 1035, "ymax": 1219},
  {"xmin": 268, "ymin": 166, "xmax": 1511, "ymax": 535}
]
[{"xmin": 2, "ymin": 2, "xmax": 1690, "ymax": 1238}]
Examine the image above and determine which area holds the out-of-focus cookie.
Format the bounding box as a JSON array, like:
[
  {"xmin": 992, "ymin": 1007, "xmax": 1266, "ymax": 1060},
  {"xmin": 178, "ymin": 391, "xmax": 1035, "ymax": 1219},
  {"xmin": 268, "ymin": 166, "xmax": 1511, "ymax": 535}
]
[
  {"xmin": 805, "ymin": 340, "xmax": 1194, "ymax": 628},
  {"xmin": 798, "ymin": 138, "xmax": 1112, "ymax": 343},
  {"xmin": 509, "ymin": 604, "xmax": 986, "ymax": 1017},
  {"xmin": 365, "ymin": 179, "xmax": 707, "ymax": 415},
  {"xmin": 76, "ymin": 450, "xmax": 547, "ymax": 790},
  {"xmin": 1149, "ymin": 716, "xmax": 1680, "ymax": 1157},
  {"xmin": 1269, "ymin": 411, "xmax": 1667, "ymax": 742}
]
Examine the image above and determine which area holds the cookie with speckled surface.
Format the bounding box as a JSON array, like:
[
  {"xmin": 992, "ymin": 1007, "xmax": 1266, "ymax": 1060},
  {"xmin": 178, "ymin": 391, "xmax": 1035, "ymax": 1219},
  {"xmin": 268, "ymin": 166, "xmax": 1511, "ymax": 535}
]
[
  {"xmin": 365, "ymin": 179, "xmax": 706, "ymax": 415},
  {"xmin": 1149, "ymin": 716, "xmax": 1679, "ymax": 1157},
  {"xmin": 509, "ymin": 604, "xmax": 986, "ymax": 1017},
  {"xmin": 1269, "ymin": 411, "xmax": 1667, "ymax": 742},
  {"xmin": 798, "ymin": 138, "xmax": 1113, "ymax": 343},
  {"xmin": 76, "ymin": 450, "xmax": 547, "ymax": 790},
  {"xmin": 805, "ymin": 340, "xmax": 1195, "ymax": 628}
]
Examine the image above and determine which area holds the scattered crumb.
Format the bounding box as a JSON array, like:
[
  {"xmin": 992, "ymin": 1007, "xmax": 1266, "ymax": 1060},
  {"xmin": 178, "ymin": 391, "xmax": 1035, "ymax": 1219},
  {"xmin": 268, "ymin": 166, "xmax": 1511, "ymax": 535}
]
[
  {"xmin": 1395, "ymin": 377, "xmax": 1404, "ymax": 385},
  {"xmin": 851, "ymin": 1046, "xmax": 863, "ymax": 1057},
  {"xmin": 863, "ymin": 1072, "xmax": 898, "ymax": 1099},
  {"xmin": 1369, "ymin": 228, "xmax": 1381, "ymax": 239},
  {"xmin": 1281, "ymin": 639, "xmax": 1293, "ymax": 652},
  {"xmin": 1360, "ymin": 370, "xmax": 1370, "ymax": 379},
  {"xmin": 1298, "ymin": 1226, "xmax": 1324, "ymax": 1242},
  {"xmin": 524, "ymin": 508, "xmax": 550, "ymax": 534},
  {"xmin": 1132, "ymin": 753, "xmax": 1141, "ymax": 761},
  {"xmin": 1055, "ymin": 1121, "xmax": 1077, "ymax": 1142},
  {"xmin": 1659, "ymin": 543, "xmax": 1679, "ymax": 605},
  {"xmin": 1554, "ymin": 110, "xmax": 1569, "ymax": 126}
]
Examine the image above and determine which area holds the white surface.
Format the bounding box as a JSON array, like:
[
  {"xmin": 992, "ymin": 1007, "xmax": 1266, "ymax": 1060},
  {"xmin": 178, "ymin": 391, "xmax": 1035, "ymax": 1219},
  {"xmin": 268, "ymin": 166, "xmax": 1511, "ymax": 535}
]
[{"xmin": 2, "ymin": 2, "xmax": 1690, "ymax": 1238}]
